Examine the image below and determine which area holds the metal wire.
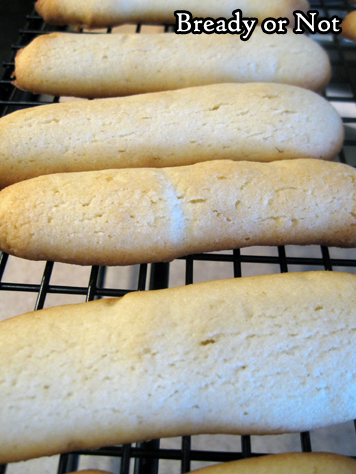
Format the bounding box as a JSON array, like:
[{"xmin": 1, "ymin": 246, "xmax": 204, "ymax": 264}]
[{"xmin": 0, "ymin": 0, "xmax": 355, "ymax": 472}]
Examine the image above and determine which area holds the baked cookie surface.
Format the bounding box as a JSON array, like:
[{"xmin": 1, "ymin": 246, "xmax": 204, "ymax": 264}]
[
  {"xmin": 0, "ymin": 159, "xmax": 355, "ymax": 266},
  {"xmin": 35, "ymin": 0, "xmax": 310, "ymax": 28},
  {"xmin": 13, "ymin": 30, "xmax": 331, "ymax": 97},
  {"xmin": 0, "ymin": 83, "xmax": 343, "ymax": 187},
  {"xmin": 0, "ymin": 271, "xmax": 355, "ymax": 462}
]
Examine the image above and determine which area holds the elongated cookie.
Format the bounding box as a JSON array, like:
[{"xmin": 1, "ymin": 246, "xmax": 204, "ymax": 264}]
[
  {"xmin": 0, "ymin": 159, "xmax": 356, "ymax": 266},
  {"xmin": 190, "ymin": 453, "xmax": 356, "ymax": 473},
  {"xmin": 341, "ymin": 11, "xmax": 356, "ymax": 42},
  {"xmin": 68, "ymin": 472, "xmax": 112, "ymax": 474},
  {"xmin": 35, "ymin": 0, "xmax": 310, "ymax": 28},
  {"xmin": 1, "ymin": 271, "xmax": 356, "ymax": 463},
  {"xmin": 13, "ymin": 30, "xmax": 331, "ymax": 98},
  {"xmin": 0, "ymin": 83, "xmax": 343, "ymax": 187}
]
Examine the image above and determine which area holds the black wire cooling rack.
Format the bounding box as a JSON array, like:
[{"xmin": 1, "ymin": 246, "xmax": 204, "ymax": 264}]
[{"xmin": 1, "ymin": 0, "xmax": 356, "ymax": 473}]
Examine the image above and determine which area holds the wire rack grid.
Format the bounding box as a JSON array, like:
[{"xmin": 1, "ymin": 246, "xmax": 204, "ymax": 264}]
[{"xmin": 1, "ymin": 0, "xmax": 356, "ymax": 473}]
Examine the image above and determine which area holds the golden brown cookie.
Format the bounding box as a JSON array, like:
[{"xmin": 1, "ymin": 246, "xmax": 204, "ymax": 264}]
[
  {"xmin": 0, "ymin": 83, "xmax": 343, "ymax": 187},
  {"xmin": 341, "ymin": 11, "xmax": 356, "ymax": 42},
  {"xmin": 190, "ymin": 452, "xmax": 356, "ymax": 473},
  {"xmin": 13, "ymin": 30, "xmax": 331, "ymax": 98},
  {"xmin": 35, "ymin": 0, "xmax": 310, "ymax": 28},
  {"xmin": 1, "ymin": 271, "xmax": 356, "ymax": 463},
  {"xmin": 0, "ymin": 159, "xmax": 355, "ymax": 266}
]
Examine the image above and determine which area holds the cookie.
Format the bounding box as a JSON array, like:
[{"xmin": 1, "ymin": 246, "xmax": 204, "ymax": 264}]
[
  {"xmin": 0, "ymin": 83, "xmax": 343, "ymax": 187},
  {"xmin": 13, "ymin": 30, "xmax": 331, "ymax": 98},
  {"xmin": 0, "ymin": 159, "xmax": 355, "ymax": 266},
  {"xmin": 1, "ymin": 271, "xmax": 356, "ymax": 463},
  {"xmin": 190, "ymin": 452, "xmax": 356, "ymax": 473},
  {"xmin": 35, "ymin": 0, "xmax": 310, "ymax": 28},
  {"xmin": 341, "ymin": 11, "xmax": 356, "ymax": 42},
  {"xmin": 67, "ymin": 472, "xmax": 112, "ymax": 474}
]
